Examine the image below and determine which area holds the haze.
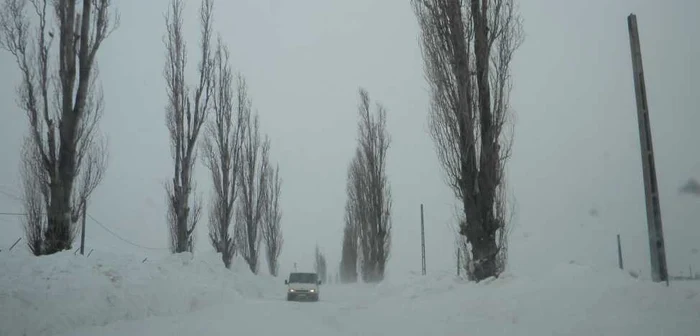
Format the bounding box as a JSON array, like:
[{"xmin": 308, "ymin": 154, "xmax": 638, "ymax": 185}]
[{"xmin": 1, "ymin": 0, "xmax": 698, "ymax": 280}]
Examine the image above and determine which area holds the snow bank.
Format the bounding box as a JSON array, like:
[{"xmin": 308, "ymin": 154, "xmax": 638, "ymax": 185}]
[
  {"xmin": 0, "ymin": 248, "xmax": 279, "ymax": 336},
  {"xmin": 54, "ymin": 260, "xmax": 700, "ymax": 336},
  {"xmin": 3, "ymin": 248, "xmax": 700, "ymax": 336},
  {"xmin": 364, "ymin": 263, "xmax": 700, "ymax": 336},
  {"xmin": 320, "ymin": 263, "xmax": 700, "ymax": 336}
]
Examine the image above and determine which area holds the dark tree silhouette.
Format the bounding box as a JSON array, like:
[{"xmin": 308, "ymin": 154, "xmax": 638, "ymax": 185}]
[
  {"xmin": 1, "ymin": 0, "xmax": 117, "ymax": 255},
  {"xmin": 164, "ymin": 0, "xmax": 214, "ymax": 253},
  {"xmin": 412, "ymin": 0, "xmax": 523, "ymax": 280}
]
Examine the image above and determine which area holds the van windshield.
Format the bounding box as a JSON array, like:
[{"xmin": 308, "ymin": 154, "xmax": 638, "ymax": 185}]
[{"xmin": 289, "ymin": 273, "xmax": 318, "ymax": 283}]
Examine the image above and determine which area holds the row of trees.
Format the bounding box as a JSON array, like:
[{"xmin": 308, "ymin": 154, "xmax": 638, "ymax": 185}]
[
  {"xmin": 0, "ymin": 0, "xmax": 284, "ymax": 275},
  {"xmin": 2, "ymin": 0, "xmax": 523, "ymax": 283},
  {"xmin": 338, "ymin": 0, "xmax": 523, "ymax": 283},
  {"xmin": 163, "ymin": 0, "xmax": 282, "ymax": 274},
  {"xmin": 339, "ymin": 89, "xmax": 393, "ymax": 284}
]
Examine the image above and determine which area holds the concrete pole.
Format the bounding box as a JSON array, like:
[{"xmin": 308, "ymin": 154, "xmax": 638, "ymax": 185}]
[{"xmin": 627, "ymin": 13, "xmax": 669, "ymax": 285}]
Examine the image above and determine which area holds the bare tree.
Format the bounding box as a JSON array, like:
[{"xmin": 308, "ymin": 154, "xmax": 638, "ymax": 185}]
[
  {"xmin": 339, "ymin": 151, "xmax": 362, "ymax": 283},
  {"xmin": 314, "ymin": 244, "xmax": 327, "ymax": 283},
  {"xmin": 201, "ymin": 37, "xmax": 248, "ymax": 268},
  {"xmin": 412, "ymin": 0, "xmax": 523, "ymax": 281},
  {"xmin": 164, "ymin": 0, "xmax": 214, "ymax": 253},
  {"xmin": 1, "ymin": 0, "xmax": 117, "ymax": 255},
  {"xmin": 18, "ymin": 122, "xmax": 106, "ymax": 256},
  {"xmin": 262, "ymin": 164, "xmax": 283, "ymax": 276},
  {"xmin": 354, "ymin": 88, "xmax": 392, "ymax": 283},
  {"xmin": 235, "ymin": 110, "xmax": 270, "ymax": 274}
]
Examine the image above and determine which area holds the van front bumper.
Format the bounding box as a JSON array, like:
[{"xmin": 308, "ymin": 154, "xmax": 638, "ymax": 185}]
[{"xmin": 287, "ymin": 291, "xmax": 319, "ymax": 301}]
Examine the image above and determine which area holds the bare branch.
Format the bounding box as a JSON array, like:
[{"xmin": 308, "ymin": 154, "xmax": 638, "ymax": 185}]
[
  {"xmin": 20, "ymin": 135, "xmax": 46, "ymax": 256},
  {"xmin": 72, "ymin": 134, "xmax": 107, "ymax": 205}
]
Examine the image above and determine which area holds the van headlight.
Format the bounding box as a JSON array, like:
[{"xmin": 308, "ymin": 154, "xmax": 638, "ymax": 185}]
[
  {"xmin": 288, "ymin": 289, "xmax": 295, "ymax": 292},
  {"xmin": 310, "ymin": 289, "xmax": 315, "ymax": 293}
]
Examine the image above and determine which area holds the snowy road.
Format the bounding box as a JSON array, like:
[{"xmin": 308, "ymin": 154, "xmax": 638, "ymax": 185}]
[
  {"xmin": 58, "ymin": 285, "xmax": 395, "ymax": 336},
  {"xmin": 57, "ymin": 283, "xmax": 476, "ymax": 336},
  {"xmin": 59, "ymin": 294, "xmax": 355, "ymax": 336}
]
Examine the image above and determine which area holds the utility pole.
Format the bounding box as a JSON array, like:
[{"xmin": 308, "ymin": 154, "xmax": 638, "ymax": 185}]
[
  {"xmin": 80, "ymin": 199, "xmax": 87, "ymax": 255},
  {"xmin": 420, "ymin": 204, "xmax": 426, "ymax": 276},
  {"xmin": 617, "ymin": 234, "xmax": 624, "ymax": 270},
  {"xmin": 627, "ymin": 13, "xmax": 669, "ymax": 285}
]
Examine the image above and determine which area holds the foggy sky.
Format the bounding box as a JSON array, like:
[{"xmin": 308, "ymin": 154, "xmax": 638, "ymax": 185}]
[{"xmin": 1, "ymin": 0, "xmax": 698, "ymax": 280}]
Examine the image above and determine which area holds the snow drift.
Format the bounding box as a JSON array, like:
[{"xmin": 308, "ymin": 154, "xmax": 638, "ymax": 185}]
[
  {"xmin": 2, "ymin": 248, "xmax": 700, "ymax": 336},
  {"xmin": 328, "ymin": 263, "xmax": 700, "ymax": 336},
  {"xmin": 0, "ymin": 249, "xmax": 280, "ymax": 336}
]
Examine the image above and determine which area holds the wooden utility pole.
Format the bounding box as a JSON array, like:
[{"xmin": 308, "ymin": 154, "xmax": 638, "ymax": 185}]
[
  {"xmin": 627, "ymin": 13, "xmax": 669, "ymax": 285},
  {"xmin": 420, "ymin": 204, "xmax": 426, "ymax": 276},
  {"xmin": 80, "ymin": 199, "xmax": 87, "ymax": 255}
]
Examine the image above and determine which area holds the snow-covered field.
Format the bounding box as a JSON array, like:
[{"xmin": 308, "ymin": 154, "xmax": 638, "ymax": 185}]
[{"xmin": 1, "ymin": 249, "xmax": 699, "ymax": 336}]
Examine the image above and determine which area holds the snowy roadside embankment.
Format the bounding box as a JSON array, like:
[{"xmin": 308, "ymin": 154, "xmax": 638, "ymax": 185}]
[
  {"xmin": 311, "ymin": 263, "xmax": 700, "ymax": 336},
  {"xmin": 357, "ymin": 262, "xmax": 700, "ymax": 336},
  {"xmin": 3, "ymin": 247, "xmax": 700, "ymax": 336},
  {"xmin": 59, "ymin": 261, "xmax": 700, "ymax": 336},
  {"xmin": 0, "ymin": 249, "xmax": 279, "ymax": 336}
]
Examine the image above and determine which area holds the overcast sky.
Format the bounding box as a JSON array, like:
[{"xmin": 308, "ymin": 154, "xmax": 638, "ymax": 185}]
[{"xmin": 1, "ymin": 0, "xmax": 698, "ymax": 280}]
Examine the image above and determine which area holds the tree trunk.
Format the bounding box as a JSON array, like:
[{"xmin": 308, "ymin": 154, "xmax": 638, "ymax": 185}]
[
  {"xmin": 470, "ymin": 232, "xmax": 499, "ymax": 281},
  {"xmin": 247, "ymin": 226, "xmax": 257, "ymax": 273},
  {"xmin": 222, "ymin": 237, "xmax": 232, "ymax": 269},
  {"xmin": 45, "ymin": 183, "xmax": 72, "ymax": 253}
]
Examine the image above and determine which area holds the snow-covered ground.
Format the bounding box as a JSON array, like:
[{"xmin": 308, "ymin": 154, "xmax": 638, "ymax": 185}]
[
  {"xmin": 0, "ymin": 248, "xmax": 277, "ymax": 336},
  {"xmin": 1, "ymin": 249, "xmax": 699, "ymax": 336}
]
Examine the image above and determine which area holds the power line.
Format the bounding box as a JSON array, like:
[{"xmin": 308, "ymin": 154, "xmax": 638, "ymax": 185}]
[
  {"xmin": 0, "ymin": 187, "xmax": 167, "ymax": 251},
  {"xmin": 86, "ymin": 214, "xmax": 168, "ymax": 251},
  {"xmin": 0, "ymin": 210, "xmax": 167, "ymax": 251}
]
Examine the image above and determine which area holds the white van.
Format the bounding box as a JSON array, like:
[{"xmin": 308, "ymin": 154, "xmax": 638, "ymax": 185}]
[{"xmin": 285, "ymin": 272, "xmax": 321, "ymax": 302}]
